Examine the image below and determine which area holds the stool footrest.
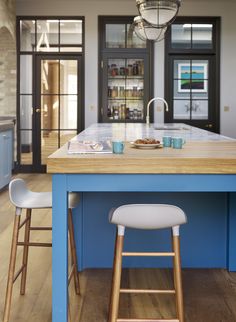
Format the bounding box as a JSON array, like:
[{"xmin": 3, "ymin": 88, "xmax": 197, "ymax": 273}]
[
  {"xmin": 117, "ymin": 319, "xmax": 179, "ymax": 321},
  {"xmin": 30, "ymin": 227, "xmax": 52, "ymax": 231},
  {"xmin": 122, "ymin": 252, "xmax": 175, "ymax": 257},
  {"xmin": 120, "ymin": 288, "xmax": 175, "ymax": 294},
  {"xmin": 17, "ymin": 242, "xmax": 52, "ymax": 247}
]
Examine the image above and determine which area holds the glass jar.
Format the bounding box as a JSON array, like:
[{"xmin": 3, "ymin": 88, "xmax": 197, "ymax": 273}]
[
  {"xmin": 132, "ymin": 63, "xmax": 138, "ymax": 76},
  {"xmin": 108, "ymin": 86, "xmax": 112, "ymax": 97},
  {"xmin": 127, "ymin": 64, "xmax": 133, "ymax": 76},
  {"xmin": 119, "ymin": 67, "xmax": 125, "ymax": 76},
  {"xmin": 113, "ymin": 107, "xmax": 119, "ymax": 120},
  {"xmin": 120, "ymin": 104, "xmax": 126, "ymax": 120},
  {"xmin": 111, "ymin": 86, "xmax": 118, "ymax": 98},
  {"xmin": 119, "ymin": 86, "xmax": 125, "ymax": 98},
  {"xmin": 111, "ymin": 64, "xmax": 117, "ymax": 77},
  {"xmin": 129, "ymin": 109, "xmax": 134, "ymax": 120},
  {"xmin": 132, "ymin": 86, "xmax": 138, "ymax": 97}
]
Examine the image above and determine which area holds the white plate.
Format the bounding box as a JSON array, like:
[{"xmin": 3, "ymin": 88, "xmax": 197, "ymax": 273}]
[{"xmin": 130, "ymin": 141, "xmax": 163, "ymax": 149}]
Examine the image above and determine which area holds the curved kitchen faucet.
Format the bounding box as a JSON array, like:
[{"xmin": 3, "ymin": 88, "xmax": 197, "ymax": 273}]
[{"xmin": 146, "ymin": 97, "xmax": 169, "ymax": 124}]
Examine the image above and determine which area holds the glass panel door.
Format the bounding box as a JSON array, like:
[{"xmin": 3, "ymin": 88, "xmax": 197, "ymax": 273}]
[
  {"xmin": 38, "ymin": 57, "xmax": 79, "ymax": 167},
  {"xmin": 105, "ymin": 56, "xmax": 146, "ymax": 122},
  {"xmin": 18, "ymin": 56, "xmax": 82, "ymax": 171}
]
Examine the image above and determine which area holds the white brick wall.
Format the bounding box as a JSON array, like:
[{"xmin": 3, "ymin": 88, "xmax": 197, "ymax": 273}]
[{"xmin": 0, "ymin": 27, "xmax": 16, "ymax": 116}]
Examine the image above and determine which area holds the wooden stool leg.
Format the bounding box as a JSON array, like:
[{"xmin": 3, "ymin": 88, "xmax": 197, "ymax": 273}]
[
  {"xmin": 20, "ymin": 208, "xmax": 32, "ymax": 295},
  {"xmin": 172, "ymin": 234, "xmax": 184, "ymax": 322},
  {"xmin": 3, "ymin": 214, "xmax": 21, "ymax": 322},
  {"xmin": 108, "ymin": 229, "xmax": 124, "ymax": 322},
  {"xmin": 68, "ymin": 208, "xmax": 80, "ymax": 295}
]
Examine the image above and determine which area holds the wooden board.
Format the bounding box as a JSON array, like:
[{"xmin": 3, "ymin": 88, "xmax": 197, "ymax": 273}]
[{"xmin": 47, "ymin": 141, "xmax": 236, "ymax": 174}]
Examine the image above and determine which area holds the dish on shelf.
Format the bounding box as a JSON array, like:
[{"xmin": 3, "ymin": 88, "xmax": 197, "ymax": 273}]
[{"xmin": 130, "ymin": 138, "xmax": 162, "ymax": 149}]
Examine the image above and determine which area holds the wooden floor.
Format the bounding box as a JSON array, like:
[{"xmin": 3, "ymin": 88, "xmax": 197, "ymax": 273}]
[{"xmin": 1, "ymin": 174, "xmax": 236, "ymax": 322}]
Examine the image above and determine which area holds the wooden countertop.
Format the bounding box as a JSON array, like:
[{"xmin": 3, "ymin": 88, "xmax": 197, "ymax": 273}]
[{"xmin": 47, "ymin": 126, "xmax": 236, "ymax": 174}]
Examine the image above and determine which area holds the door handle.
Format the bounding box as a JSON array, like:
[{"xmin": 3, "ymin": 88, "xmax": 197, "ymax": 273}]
[{"xmin": 36, "ymin": 108, "xmax": 41, "ymax": 113}]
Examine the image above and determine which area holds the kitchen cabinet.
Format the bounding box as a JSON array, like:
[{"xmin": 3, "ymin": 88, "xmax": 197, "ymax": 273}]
[
  {"xmin": 0, "ymin": 129, "xmax": 13, "ymax": 189},
  {"xmin": 98, "ymin": 16, "xmax": 153, "ymax": 123}
]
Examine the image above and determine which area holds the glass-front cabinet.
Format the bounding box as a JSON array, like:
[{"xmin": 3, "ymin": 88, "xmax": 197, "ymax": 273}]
[{"xmin": 99, "ymin": 16, "xmax": 153, "ymax": 123}]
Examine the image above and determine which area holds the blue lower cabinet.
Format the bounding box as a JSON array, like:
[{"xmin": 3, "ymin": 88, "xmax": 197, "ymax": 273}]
[{"xmin": 0, "ymin": 129, "xmax": 13, "ymax": 189}]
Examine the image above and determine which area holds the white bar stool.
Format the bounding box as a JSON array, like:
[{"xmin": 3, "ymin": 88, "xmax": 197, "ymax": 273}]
[
  {"xmin": 3, "ymin": 178, "xmax": 80, "ymax": 322},
  {"xmin": 108, "ymin": 204, "xmax": 187, "ymax": 322}
]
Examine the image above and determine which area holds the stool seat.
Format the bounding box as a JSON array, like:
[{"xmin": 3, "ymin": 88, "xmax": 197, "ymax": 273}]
[
  {"xmin": 109, "ymin": 204, "xmax": 187, "ymax": 230},
  {"xmin": 9, "ymin": 179, "xmax": 79, "ymax": 211}
]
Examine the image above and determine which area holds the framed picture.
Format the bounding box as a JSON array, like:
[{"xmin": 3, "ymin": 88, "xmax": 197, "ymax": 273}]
[{"xmin": 178, "ymin": 63, "xmax": 208, "ymax": 93}]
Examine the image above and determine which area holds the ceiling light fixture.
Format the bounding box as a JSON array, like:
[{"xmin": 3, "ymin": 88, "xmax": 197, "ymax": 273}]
[
  {"xmin": 136, "ymin": 0, "xmax": 182, "ymax": 27},
  {"xmin": 133, "ymin": 16, "xmax": 166, "ymax": 41},
  {"xmin": 133, "ymin": 0, "xmax": 182, "ymax": 42}
]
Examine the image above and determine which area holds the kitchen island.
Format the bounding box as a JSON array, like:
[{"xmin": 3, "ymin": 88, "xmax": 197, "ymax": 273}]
[{"xmin": 47, "ymin": 123, "xmax": 236, "ymax": 322}]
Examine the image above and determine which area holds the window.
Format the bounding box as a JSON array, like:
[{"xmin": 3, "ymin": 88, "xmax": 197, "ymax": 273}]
[{"xmin": 20, "ymin": 19, "xmax": 83, "ymax": 52}]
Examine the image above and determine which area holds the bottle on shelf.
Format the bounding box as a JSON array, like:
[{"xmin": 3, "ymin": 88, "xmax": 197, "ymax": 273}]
[{"xmin": 132, "ymin": 62, "xmax": 139, "ymax": 76}]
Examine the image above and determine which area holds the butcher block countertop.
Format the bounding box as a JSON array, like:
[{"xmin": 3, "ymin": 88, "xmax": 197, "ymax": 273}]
[{"xmin": 47, "ymin": 123, "xmax": 236, "ymax": 174}]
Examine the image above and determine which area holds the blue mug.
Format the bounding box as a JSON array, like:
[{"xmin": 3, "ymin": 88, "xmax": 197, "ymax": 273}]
[
  {"xmin": 172, "ymin": 137, "xmax": 186, "ymax": 149},
  {"xmin": 112, "ymin": 141, "xmax": 125, "ymax": 154},
  {"xmin": 162, "ymin": 136, "xmax": 172, "ymax": 148}
]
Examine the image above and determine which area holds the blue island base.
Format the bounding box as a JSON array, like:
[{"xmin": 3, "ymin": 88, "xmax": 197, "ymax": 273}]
[{"xmin": 73, "ymin": 192, "xmax": 229, "ymax": 270}]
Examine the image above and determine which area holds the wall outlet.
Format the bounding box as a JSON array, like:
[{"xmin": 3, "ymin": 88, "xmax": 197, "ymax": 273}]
[{"xmin": 224, "ymin": 106, "xmax": 230, "ymax": 112}]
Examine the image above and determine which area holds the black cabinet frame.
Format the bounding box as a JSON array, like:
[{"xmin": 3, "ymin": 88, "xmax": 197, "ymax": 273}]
[{"xmin": 98, "ymin": 16, "xmax": 154, "ymax": 123}]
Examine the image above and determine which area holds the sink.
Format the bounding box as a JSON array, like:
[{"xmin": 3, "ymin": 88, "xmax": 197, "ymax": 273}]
[{"xmin": 154, "ymin": 126, "xmax": 190, "ymax": 130}]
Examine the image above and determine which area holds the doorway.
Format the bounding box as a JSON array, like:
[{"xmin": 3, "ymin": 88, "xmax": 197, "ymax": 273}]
[
  {"xmin": 164, "ymin": 17, "xmax": 220, "ymax": 133},
  {"xmin": 17, "ymin": 17, "xmax": 84, "ymax": 172},
  {"xmin": 19, "ymin": 55, "xmax": 83, "ymax": 172}
]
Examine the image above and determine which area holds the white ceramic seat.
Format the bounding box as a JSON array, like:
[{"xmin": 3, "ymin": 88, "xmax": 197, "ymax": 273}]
[
  {"xmin": 3, "ymin": 178, "xmax": 80, "ymax": 322},
  {"xmin": 108, "ymin": 204, "xmax": 187, "ymax": 322}
]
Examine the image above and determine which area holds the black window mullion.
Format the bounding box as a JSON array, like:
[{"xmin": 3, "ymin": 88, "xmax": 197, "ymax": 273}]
[
  {"xmin": 58, "ymin": 59, "xmax": 61, "ymax": 148},
  {"xmin": 190, "ymin": 60, "xmax": 192, "ymax": 120},
  {"xmin": 59, "ymin": 20, "xmax": 61, "ymax": 52}
]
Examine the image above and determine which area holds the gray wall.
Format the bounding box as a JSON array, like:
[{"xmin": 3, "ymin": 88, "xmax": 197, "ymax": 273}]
[{"xmin": 16, "ymin": 0, "xmax": 236, "ymax": 138}]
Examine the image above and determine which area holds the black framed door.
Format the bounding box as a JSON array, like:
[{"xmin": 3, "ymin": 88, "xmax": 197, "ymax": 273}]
[
  {"xmin": 165, "ymin": 54, "xmax": 219, "ymax": 132},
  {"xmin": 32, "ymin": 55, "xmax": 83, "ymax": 172},
  {"xmin": 164, "ymin": 17, "xmax": 220, "ymax": 133}
]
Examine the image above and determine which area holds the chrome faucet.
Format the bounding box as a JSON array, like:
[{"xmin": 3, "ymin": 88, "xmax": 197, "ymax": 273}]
[{"xmin": 146, "ymin": 97, "xmax": 169, "ymax": 124}]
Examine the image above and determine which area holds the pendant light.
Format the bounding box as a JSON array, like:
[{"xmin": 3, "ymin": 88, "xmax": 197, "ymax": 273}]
[
  {"xmin": 133, "ymin": 16, "xmax": 166, "ymax": 42},
  {"xmin": 136, "ymin": 0, "xmax": 181, "ymax": 27}
]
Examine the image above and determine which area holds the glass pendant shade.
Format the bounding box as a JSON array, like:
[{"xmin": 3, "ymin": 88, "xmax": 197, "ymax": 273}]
[
  {"xmin": 136, "ymin": 0, "xmax": 181, "ymax": 27},
  {"xmin": 133, "ymin": 16, "xmax": 166, "ymax": 41}
]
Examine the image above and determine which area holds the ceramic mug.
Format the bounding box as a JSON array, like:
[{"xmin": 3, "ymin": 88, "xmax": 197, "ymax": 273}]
[
  {"xmin": 172, "ymin": 137, "xmax": 186, "ymax": 149},
  {"xmin": 112, "ymin": 141, "xmax": 125, "ymax": 154},
  {"xmin": 162, "ymin": 136, "xmax": 172, "ymax": 148}
]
